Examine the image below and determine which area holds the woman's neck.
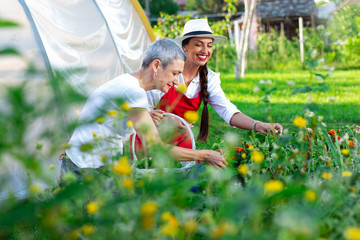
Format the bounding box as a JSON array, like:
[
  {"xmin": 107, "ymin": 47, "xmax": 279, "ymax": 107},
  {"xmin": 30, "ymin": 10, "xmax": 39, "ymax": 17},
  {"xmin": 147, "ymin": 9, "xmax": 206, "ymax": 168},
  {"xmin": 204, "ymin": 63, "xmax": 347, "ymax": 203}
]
[
  {"xmin": 182, "ymin": 62, "xmax": 200, "ymax": 86},
  {"xmin": 131, "ymin": 69, "xmax": 153, "ymax": 91}
]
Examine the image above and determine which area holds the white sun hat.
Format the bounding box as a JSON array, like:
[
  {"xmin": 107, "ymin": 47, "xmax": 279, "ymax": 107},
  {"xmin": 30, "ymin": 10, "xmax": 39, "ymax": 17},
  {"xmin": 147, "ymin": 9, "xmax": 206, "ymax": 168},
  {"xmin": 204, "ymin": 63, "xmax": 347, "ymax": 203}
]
[{"xmin": 174, "ymin": 19, "xmax": 227, "ymax": 45}]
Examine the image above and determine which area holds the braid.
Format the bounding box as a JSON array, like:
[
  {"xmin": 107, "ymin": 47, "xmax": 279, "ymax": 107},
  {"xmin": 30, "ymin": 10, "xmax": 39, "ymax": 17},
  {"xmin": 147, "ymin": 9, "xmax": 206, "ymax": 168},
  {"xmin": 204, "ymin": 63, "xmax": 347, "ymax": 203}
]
[{"xmin": 197, "ymin": 64, "xmax": 209, "ymax": 142}]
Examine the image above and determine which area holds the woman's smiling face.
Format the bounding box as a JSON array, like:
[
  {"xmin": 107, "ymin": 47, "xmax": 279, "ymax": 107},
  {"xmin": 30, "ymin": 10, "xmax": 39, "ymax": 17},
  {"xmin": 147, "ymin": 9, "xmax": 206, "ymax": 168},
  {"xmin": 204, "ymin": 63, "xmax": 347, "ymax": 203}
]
[{"xmin": 183, "ymin": 37, "xmax": 213, "ymax": 67}]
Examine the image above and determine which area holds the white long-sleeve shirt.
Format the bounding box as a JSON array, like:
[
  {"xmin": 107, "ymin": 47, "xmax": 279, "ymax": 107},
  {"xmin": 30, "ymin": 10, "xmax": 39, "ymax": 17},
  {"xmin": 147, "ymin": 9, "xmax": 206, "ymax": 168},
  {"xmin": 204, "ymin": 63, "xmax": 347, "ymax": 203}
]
[{"xmin": 147, "ymin": 68, "xmax": 240, "ymax": 125}]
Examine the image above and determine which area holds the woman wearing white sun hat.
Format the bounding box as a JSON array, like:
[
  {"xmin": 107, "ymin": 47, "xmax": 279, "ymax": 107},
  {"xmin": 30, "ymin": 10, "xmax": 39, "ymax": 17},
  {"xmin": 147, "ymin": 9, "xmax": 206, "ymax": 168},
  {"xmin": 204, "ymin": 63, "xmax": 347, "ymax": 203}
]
[{"xmin": 143, "ymin": 19, "xmax": 283, "ymax": 151}]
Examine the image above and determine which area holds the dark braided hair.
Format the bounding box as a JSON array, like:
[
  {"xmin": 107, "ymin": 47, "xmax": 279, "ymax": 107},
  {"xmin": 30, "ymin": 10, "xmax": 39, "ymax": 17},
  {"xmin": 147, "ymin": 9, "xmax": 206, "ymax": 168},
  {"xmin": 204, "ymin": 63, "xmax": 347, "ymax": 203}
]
[{"xmin": 182, "ymin": 38, "xmax": 210, "ymax": 142}]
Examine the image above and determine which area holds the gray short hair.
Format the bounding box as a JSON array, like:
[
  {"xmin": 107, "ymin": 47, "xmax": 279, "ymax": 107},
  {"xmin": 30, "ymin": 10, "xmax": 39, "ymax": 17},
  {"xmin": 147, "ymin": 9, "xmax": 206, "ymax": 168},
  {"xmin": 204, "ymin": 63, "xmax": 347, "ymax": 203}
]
[{"xmin": 141, "ymin": 38, "xmax": 186, "ymax": 69}]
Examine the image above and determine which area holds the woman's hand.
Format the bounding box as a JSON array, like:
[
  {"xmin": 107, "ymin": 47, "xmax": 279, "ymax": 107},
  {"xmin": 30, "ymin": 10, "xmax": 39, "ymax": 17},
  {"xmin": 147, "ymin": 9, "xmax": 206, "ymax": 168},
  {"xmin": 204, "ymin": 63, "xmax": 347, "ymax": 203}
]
[
  {"xmin": 256, "ymin": 122, "xmax": 283, "ymax": 137},
  {"xmin": 149, "ymin": 109, "xmax": 164, "ymax": 126},
  {"xmin": 200, "ymin": 150, "xmax": 228, "ymax": 169}
]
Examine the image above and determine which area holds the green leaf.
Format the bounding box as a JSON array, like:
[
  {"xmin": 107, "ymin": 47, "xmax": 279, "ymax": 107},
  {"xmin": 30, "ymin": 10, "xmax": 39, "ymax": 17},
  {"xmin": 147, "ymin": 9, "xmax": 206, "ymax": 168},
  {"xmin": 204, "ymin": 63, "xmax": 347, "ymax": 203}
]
[
  {"xmin": 0, "ymin": 19, "xmax": 20, "ymax": 27},
  {"xmin": 0, "ymin": 48, "xmax": 21, "ymax": 56},
  {"xmin": 314, "ymin": 72, "xmax": 327, "ymax": 80},
  {"xmin": 290, "ymin": 86, "xmax": 312, "ymax": 95}
]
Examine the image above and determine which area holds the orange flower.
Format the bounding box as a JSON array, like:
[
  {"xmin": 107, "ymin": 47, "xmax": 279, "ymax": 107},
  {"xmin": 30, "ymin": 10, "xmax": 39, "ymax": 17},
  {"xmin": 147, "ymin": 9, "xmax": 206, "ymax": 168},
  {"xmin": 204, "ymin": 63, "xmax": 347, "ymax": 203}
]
[
  {"xmin": 303, "ymin": 133, "xmax": 310, "ymax": 141},
  {"xmin": 348, "ymin": 140, "xmax": 355, "ymax": 147},
  {"xmin": 235, "ymin": 147, "xmax": 244, "ymax": 153},
  {"xmin": 328, "ymin": 129, "xmax": 335, "ymax": 136}
]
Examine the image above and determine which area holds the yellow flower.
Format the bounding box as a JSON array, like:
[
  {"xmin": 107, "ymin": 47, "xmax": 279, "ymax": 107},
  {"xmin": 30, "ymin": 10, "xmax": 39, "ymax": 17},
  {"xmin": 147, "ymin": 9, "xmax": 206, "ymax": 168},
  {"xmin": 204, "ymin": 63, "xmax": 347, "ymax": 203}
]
[
  {"xmin": 184, "ymin": 219, "xmax": 197, "ymax": 233},
  {"xmin": 122, "ymin": 178, "xmax": 133, "ymax": 189},
  {"xmin": 141, "ymin": 201, "xmax": 158, "ymax": 217},
  {"xmin": 120, "ymin": 102, "xmax": 130, "ymax": 111},
  {"xmin": 357, "ymin": 204, "xmax": 360, "ymax": 209},
  {"xmin": 241, "ymin": 153, "xmax": 246, "ymax": 158},
  {"xmin": 113, "ymin": 156, "xmax": 131, "ymax": 175},
  {"xmin": 141, "ymin": 216, "xmax": 155, "ymax": 230},
  {"xmin": 344, "ymin": 226, "xmax": 360, "ymax": 240},
  {"xmin": 160, "ymin": 213, "xmax": 179, "ymax": 237},
  {"xmin": 92, "ymin": 131, "xmax": 96, "ymax": 136},
  {"xmin": 264, "ymin": 180, "xmax": 284, "ymax": 194},
  {"xmin": 343, "ymin": 171, "xmax": 353, "ymax": 177},
  {"xmin": 126, "ymin": 120, "xmax": 133, "ymax": 128},
  {"xmin": 321, "ymin": 172, "xmax": 333, "ymax": 180},
  {"xmin": 108, "ymin": 109, "xmax": 118, "ymax": 116},
  {"xmin": 30, "ymin": 184, "xmax": 41, "ymax": 194},
  {"xmin": 101, "ymin": 155, "xmax": 107, "ymax": 163},
  {"xmin": 96, "ymin": 116, "xmax": 105, "ymax": 124},
  {"xmin": 81, "ymin": 224, "xmax": 95, "ymax": 236},
  {"xmin": 305, "ymin": 190, "xmax": 317, "ymax": 202},
  {"xmin": 136, "ymin": 179, "xmax": 145, "ymax": 188},
  {"xmin": 161, "ymin": 212, "xmax": 173, "ymax": 221},
  {"xmin": 87, "ymin": 202, "xmax": 99, "ymax": 215},
  {"xmin": 67, "ymin": 229, "xmax": 80, "ymax": 239},
  {"xmin": 176, "ymin": 84, "xmax": 187, "ymax": 94},
  {"xmin": 251, "ymin": 149, "xmax": 264, "ymax": 163},
  {"xmin": 342, "ymin": 149, "xmax": 350, "ymax": 156},
  {"xmin": 53, "ymin": 187, "xmax": 62, "ymax": 195},
  {"xmin": 211, "ymin": 221, "xmax": 237, "ymax": 239},
  {"xmin": 49, "ymin": 164, "xmax": 56, "ymax": 169},
  {"xmin": 184, "ymin": 110, "xmax": 199, "ymax": 123},
  {"xmin": 237, "ymin": 164, "xmax": 248, "ymax": 175},
  {"xmin": 293, "ymin": 116, "xmax": 307, "ymax": 128}
]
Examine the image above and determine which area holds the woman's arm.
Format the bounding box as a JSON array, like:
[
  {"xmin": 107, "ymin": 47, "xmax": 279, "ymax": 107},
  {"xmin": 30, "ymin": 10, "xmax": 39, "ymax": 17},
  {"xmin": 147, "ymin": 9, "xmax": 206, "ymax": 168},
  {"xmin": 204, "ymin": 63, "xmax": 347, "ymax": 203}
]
[
  {"xmin": 229, "ymin": 112, "xmax": 283, "ymax": 136},
  {"xmin": 129, "ymin": 108, "xmax": 227, "ymax": 168}
]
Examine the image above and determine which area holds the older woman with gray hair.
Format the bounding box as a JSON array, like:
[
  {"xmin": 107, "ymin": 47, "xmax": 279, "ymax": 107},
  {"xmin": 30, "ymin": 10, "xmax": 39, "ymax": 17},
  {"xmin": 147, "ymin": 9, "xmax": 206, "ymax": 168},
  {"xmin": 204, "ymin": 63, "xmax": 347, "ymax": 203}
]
[{"xmin": 61, "ymin": 38, "xmax": 227, "ymax": 174}]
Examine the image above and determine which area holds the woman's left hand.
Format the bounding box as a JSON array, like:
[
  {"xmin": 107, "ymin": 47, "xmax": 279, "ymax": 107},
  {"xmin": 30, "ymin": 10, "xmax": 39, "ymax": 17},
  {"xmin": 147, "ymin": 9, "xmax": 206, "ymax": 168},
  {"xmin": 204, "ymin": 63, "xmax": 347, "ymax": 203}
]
[{"xmin": 256, "ymin": 122, "xmax": 283, "ymax": 137}]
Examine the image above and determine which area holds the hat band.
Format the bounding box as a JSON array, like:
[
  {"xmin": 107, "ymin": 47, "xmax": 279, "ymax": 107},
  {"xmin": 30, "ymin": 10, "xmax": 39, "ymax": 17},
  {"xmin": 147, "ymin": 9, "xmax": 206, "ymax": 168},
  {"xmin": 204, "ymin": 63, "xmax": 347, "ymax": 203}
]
[{"xmin": 183, "ymin": 30, "xmax": 213, "ymax": 36}]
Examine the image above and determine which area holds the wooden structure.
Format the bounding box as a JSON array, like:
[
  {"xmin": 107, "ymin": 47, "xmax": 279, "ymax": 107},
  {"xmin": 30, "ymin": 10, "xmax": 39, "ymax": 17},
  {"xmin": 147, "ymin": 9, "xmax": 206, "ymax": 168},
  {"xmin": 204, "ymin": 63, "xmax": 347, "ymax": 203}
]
[{"xmin": 256, "ymin": 0, "xmax": 316, "ymax": 39}]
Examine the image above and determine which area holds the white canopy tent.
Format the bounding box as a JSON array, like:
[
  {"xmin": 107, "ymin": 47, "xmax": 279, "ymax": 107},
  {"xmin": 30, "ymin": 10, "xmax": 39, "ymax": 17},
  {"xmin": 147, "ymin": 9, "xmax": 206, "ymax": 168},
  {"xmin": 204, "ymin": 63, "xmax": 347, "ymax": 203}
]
[{"xmin": 0, "ymin": 0, "xmax": 154, "ymax": 201}]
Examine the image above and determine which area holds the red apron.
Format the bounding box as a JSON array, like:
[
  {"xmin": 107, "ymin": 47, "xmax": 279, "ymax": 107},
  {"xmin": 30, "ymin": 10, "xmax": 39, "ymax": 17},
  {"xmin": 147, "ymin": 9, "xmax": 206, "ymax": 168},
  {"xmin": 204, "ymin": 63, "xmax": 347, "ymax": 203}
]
[{"xmin": 131, "ymin": 86, "xmax": 202, "ymax": 160}]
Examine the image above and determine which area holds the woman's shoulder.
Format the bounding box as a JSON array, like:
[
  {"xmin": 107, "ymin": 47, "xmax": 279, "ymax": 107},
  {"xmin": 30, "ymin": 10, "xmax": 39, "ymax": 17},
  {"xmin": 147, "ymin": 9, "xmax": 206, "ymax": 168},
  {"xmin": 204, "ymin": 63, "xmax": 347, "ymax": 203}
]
[{"xmin": 206, "ymin": 68, "xmax": 220, "ymax": 81}]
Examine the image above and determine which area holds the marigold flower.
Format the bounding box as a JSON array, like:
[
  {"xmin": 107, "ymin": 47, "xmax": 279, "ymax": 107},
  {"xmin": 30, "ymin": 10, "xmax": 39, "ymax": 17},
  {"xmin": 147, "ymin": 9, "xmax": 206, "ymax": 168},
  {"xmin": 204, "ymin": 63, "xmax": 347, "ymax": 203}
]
[
  {"xmin": 293, "ymin": 116, "xmax": 307, "ymax": 128},
  {"xmin": 348, "ymin": 140, "xmax": 355, "ymax": 147},
  {"xmin": 321, "ymin": 172, "xmax": 333, "ymax": 180},
  {"xmin": 344, "ymin": 226, "xmax": 360, "ymax": 240},
  {"xmin": 211, "ymin": 221, "xmax": 237, "ymax": 238},
  {"xmin": 235, "ymin": 147, "xmax": 244, "ymax": 153},
  {"xmin": 303, "ymin": 133, "xmax": 310, "ymax": 141},
  {"xmin": 245, "ymin": 144, "xmax": 253, "ymax": 149},
  {"xmin": 122, "ymin": 178, "xmax": 133, "ymax": 189},
  {"xmin": 126, "ymin": 120, "xmax": 133, "ymax": 128},
  {"xmin": 142, "ymin": 216, "xmax": 155, "ymax": 230},
  {"xmin": 241, "ymin": 153, "xmax": 246, "ymax": 158},
  {"xmin": 184, "ymin": 219, "xmax": 198, "ymax": 233},
  {"xmin": 108, "ymin": 109, "xmax": 118, "ymax": 116},
  {"xmin": 113, "ymin": 156, "xmax": 131, "ymax": 175},
  {"xmin": 342, "ymin": 171, "xmax": 352, "ymax": 177},
  {"xmin": 328, "ymin": 129, "xmax": 335, "ymax": 136},
  {"xmin": 333, "ymin": 136, "xmax": 341, "ymax": 142},
  {"xmin": 251, "ymin": 149, "xmax": 264, "ymax": 163},
  {"xmin": 141, "ymin": 201, "xmax": 158, "ymax": 217},
  {"xmin": 264, "ymin": 180, "xmax": 284, "ymax": 194},
  {"xmin": 49, "ymin": 164, "xmax": 56, "ymax": 169},
  {"xmin": 92, "ymin": 131, "xmax": 96, "ymax": 136},
  {"xmin": 87, "ymin": 202, "xmax": 99, "ymax": 215},
  {"xmin": 341, "ymin": 149, "xmax": 350, "ymax": 156},
  {"xmin": 160, "ymin": 213, "xmax": 179, "ymax": 237},
  {"xmin": 184, "ymin": 110, "xmax": 199, "ymax": 123},
  {"xmin": 237, "ymin": 164, "xmax": 248, "ymax": 175},
  {"xmin": 305, "ymin": 190, "xmax": 316, "ymax": 202},
  {"xmin": 175, "ymin": 84, "xmax": 187, "ymax": 94},
  {"xmin": 81, "ymin": 224, "xmax": 95, "ymax": 236},
  {"xmin": 120, "ymin": 102, "xmax": 130, "ymax": 111}
]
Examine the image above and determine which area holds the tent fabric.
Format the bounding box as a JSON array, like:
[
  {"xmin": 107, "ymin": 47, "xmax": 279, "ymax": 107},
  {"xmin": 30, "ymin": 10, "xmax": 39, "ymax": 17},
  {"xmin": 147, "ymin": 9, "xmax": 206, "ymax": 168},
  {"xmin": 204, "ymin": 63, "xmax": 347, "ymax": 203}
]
[{"xmin": 0, "ymin": 0, "xmax": 154, "ymax": 201}]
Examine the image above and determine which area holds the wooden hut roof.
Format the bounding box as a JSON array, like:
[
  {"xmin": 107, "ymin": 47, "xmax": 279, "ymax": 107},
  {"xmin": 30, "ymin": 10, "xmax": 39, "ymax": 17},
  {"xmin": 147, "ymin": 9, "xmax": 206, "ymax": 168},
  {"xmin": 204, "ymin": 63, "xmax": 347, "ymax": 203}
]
[{"xmin": 256, "ymin": 0, "xmax": 316, "ymax": 19}]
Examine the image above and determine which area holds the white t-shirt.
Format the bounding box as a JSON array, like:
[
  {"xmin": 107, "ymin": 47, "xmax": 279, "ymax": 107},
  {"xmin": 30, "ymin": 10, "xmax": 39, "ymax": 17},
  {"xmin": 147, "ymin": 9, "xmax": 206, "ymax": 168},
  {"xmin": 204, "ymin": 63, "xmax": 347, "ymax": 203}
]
[
  {"xmin": 65, "ymin": 74, "xmax": 149, "ymax": 168},
  {"xmin": 147, "ymin": 68, "xmax": 240, "ymax": 125}
]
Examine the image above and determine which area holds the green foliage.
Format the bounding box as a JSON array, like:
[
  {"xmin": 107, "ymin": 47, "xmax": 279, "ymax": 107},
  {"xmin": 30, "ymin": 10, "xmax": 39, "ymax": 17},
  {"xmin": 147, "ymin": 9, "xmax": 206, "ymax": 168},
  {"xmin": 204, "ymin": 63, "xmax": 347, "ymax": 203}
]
[
  {"xmin": 185, "ymin": 0, "xmax": 243, "ymax": 14},
  {"xmin": 138, "ymin": 0, "xmax": 178, "ymax": 18}
]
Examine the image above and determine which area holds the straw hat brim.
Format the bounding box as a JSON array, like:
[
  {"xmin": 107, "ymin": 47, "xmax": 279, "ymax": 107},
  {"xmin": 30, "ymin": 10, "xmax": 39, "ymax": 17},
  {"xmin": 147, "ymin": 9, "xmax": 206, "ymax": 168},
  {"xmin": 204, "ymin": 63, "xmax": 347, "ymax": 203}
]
[{"xmin": 174, "ymin": 34, "xmax": 227, "ymax": 46}]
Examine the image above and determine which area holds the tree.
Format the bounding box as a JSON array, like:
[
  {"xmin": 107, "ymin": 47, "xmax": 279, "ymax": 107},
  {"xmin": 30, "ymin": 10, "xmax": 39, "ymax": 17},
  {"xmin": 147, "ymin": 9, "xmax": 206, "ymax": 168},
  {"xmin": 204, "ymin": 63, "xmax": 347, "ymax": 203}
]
[
  {"xmin": 138, "ymin": 0, "xmax": 178, "ymax": 18},
  {"xmin": 235, "ymin": 0, "xmax": 256, "ymax": 80}
]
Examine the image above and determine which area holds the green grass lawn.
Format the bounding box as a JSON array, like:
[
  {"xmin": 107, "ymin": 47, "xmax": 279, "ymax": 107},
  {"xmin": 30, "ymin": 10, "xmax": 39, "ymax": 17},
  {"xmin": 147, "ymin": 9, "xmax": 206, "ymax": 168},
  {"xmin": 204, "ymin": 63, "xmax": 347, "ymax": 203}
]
[{"xmin": 195, "ymin": 69, "xmax": 360, "ymax": 149}]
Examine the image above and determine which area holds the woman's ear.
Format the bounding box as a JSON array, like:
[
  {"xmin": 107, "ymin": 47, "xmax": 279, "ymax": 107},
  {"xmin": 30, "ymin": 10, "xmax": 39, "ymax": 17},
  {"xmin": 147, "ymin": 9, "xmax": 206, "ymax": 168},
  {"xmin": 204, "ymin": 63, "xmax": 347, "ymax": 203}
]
[{"xmin": 151, "ymin": 59, "xmax": 162, "ymax": 74}]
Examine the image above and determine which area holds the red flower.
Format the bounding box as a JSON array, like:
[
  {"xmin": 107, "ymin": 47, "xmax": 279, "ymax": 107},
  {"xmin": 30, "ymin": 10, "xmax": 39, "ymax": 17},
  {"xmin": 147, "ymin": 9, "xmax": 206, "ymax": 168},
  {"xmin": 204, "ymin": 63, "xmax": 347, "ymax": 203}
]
[
  {"xmin": 348, "ymin": 140, "xmax": 355, "ymax": 147},
  {"xmin": 236, "ymin": 147, "xmax": 244, "ymax": 153},
  {"xmin": 333, "ymin": 136, "xmax": 341, "ymax": 142},
  {"xmin": 303, "ymin": 133, "xmax": 310, "ymax": 141},
  {"xmin": 328, "ymin": 129, "xmax": 335, "ymax": 136}
]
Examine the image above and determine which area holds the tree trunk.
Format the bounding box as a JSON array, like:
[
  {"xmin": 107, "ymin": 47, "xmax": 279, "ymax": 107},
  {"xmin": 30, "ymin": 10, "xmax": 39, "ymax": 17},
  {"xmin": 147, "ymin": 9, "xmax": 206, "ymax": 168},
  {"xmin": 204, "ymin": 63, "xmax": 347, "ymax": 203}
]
[{"xmin": 235, "ymin": 0, "xmax": 257, "ymax": 80}]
